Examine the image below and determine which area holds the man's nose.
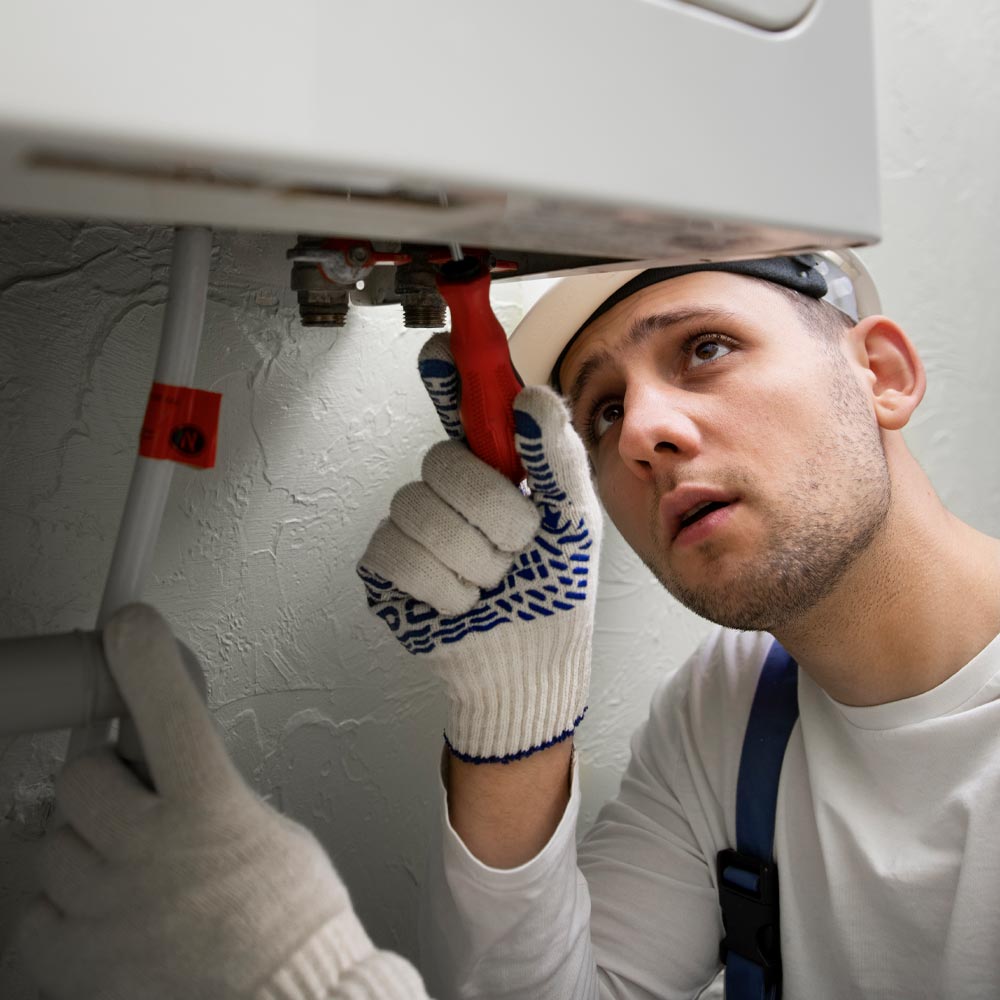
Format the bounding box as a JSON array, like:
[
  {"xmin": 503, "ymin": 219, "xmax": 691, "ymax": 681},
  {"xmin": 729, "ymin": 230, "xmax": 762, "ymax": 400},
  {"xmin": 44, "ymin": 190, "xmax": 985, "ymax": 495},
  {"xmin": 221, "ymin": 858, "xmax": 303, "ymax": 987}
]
[{"xmin": 617, "ymin": 382, "xmax": 701, "ymax": 481}]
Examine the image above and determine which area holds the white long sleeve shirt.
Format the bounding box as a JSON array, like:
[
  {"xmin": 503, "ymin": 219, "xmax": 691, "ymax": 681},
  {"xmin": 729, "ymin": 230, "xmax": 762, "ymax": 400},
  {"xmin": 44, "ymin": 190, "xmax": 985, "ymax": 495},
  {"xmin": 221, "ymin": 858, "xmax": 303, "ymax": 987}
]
[{"xmin": 421, "ymin": 627, "xmax": 1000, "ymax": 999}]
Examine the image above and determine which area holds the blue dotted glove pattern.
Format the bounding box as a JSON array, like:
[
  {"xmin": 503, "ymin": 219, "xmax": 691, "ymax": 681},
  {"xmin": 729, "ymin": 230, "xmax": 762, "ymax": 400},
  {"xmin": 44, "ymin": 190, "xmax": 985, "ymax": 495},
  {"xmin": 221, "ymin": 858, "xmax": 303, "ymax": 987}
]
[
  {"xmin": 358, "ymin": 408, "xmax": 594, "ymax": 655},
  {"xmin": 417, "ymin": 357, "xmax": 464, "ymax": 441}
]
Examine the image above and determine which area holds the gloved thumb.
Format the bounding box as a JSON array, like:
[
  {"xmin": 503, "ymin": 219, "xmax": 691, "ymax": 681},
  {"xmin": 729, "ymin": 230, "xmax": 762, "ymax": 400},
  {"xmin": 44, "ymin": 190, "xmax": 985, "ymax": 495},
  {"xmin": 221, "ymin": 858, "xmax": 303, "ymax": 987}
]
[
  {"xmin": 103, "ymin": 603, "xmax": 236, "ymax": 801},
  {"xmin": 417, "ymin": 332, "xmax": 464, "ymax": 441},
  {"xmin": 513, "ymin": 385, "xmax": 597, "ymax": 510}
]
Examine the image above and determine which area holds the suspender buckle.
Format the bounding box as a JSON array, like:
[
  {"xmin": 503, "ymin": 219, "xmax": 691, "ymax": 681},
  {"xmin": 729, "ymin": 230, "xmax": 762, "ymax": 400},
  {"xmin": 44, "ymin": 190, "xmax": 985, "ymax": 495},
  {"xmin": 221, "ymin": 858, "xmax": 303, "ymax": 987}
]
[{"xmin": 717, "ymin": 848, "xmax": 782, "ymax": 979}]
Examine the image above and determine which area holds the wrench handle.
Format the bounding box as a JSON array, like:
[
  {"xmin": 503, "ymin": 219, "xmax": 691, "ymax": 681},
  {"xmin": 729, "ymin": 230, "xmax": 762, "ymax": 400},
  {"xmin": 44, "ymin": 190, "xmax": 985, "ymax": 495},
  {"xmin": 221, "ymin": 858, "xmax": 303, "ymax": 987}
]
[{"xmin": 436, "ymin": 271, "xmax": 526, "ymax": 484}]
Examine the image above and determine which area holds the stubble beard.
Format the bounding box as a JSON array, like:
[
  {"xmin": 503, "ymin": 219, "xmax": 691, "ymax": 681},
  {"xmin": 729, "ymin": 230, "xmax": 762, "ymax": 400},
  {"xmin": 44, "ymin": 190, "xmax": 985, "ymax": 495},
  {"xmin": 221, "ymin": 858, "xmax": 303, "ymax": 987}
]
[{"xmin": 644, "ymin": 359, "xmax": 893, "ymax": 633}]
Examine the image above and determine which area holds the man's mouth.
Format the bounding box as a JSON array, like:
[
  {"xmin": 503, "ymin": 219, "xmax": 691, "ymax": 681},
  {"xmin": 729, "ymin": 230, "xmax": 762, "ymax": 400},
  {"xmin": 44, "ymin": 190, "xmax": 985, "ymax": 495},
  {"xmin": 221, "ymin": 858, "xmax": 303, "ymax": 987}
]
[
  {"xmin": 678, "ymin": 499, "xmax": 731, "ymax": 531},
  {"xmin": 660, "ymin": 487, "xmax": 740, "ymax": 543}
]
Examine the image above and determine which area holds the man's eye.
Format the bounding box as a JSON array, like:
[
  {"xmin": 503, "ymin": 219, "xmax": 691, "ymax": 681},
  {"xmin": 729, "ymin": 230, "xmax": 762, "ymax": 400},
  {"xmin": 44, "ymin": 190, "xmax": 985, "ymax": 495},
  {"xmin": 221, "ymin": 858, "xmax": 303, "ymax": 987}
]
[
  {"xmin": 590, "ymin": 401, "xmax": 624, "ymax": 444},
  {"xmin": 688, "ymin": 337, "xmax": 733, "ymax": 368}
]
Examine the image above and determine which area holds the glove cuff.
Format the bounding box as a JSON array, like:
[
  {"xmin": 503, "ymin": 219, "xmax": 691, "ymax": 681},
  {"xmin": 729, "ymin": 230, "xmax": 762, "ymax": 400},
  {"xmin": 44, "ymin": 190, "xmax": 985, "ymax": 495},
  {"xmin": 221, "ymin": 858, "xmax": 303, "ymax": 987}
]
[
  {"xmin": 441, "ymin": 612, "xmax": 592, "ymax": 764},
  {"xmin": 257, "ymin": 910, "xmax": 430, "ymax": 1000},
  {"xmin": 256, "ymin": 909, "xmax": 373, "ymax": 1000}
]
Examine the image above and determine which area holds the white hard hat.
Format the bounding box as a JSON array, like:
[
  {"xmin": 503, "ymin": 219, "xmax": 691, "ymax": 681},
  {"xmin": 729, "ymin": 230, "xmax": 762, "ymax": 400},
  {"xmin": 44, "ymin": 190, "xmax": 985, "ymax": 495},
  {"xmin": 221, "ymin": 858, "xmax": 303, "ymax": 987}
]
[{"xmin": 509, "ymin": 249, "xmax": 880, "ymax": 388}]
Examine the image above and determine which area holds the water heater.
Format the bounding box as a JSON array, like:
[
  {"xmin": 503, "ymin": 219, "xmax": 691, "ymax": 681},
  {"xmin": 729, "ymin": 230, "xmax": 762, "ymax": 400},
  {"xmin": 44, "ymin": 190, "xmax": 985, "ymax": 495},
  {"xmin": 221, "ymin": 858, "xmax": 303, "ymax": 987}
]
[{"xmin": 0, "ymin": 0, "xmax": 878, "ymax": 269}]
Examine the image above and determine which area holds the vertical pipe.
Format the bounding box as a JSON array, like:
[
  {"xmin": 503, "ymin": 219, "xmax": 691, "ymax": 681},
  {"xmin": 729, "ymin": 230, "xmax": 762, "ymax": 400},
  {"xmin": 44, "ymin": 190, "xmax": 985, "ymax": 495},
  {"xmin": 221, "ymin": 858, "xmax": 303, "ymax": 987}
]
[{"xmin": 64, "ymin": 226, "xmax": 213, "ymax": 764}]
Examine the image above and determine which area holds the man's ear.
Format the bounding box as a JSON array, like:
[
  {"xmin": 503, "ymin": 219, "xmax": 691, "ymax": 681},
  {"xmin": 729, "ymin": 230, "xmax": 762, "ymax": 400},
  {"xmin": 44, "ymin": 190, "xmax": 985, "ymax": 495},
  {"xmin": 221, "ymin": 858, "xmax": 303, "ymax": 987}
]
[{"xmin": 846, "ymin": 315, "xmax": 926, "ymax": 430}]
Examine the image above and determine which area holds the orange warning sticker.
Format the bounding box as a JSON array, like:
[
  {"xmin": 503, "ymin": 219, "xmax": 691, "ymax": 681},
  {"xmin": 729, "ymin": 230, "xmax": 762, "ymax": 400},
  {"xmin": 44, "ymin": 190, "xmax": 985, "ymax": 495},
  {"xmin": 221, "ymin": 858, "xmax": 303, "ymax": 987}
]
[{"xmin": 139, "ymin": 382, "xmax": 222, "ymax": 469}]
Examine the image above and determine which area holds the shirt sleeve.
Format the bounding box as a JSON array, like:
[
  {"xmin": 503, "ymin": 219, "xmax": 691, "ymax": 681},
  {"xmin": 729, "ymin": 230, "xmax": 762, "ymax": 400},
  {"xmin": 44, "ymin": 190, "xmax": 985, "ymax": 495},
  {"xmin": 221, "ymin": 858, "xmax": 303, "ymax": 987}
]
[
  {"xmin": 419, "ymin": 628, "xmax": 760, "ymax": 1000},
  {"xmin": 419, "ymin": 753, "xmax": 600, "ymax": 1000}
]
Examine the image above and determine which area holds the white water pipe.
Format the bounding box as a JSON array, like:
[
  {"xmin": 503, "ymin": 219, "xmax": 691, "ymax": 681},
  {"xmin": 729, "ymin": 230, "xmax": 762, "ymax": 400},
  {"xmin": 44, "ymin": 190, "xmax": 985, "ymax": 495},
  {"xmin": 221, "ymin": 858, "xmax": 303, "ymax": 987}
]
[
  {"xmin": 64, "ymin": 226, "xmax": 213, "ymax": 766},
  {"xmin": 0, "ymin": 632, "xmax": 120, "ymax": 735},
  {"xmin": 0, "ymin": 631, "xmax": 205, "ymax": 736}
]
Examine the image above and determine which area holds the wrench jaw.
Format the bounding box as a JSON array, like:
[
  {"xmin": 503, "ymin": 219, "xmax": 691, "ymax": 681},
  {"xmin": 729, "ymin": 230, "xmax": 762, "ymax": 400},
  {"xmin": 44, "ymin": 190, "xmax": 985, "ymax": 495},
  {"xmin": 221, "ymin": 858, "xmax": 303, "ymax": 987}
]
[{"xmin": 287, "ymin": 236, "xmax": 622, "ymax": 329}]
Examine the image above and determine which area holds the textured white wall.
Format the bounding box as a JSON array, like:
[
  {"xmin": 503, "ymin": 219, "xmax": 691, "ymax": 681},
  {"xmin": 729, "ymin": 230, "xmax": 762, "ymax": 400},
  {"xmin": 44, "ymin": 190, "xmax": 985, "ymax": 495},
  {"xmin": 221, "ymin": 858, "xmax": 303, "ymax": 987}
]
[{"xmin": 1, "ymin": 4, "xmax": 998, "ymax": 996}]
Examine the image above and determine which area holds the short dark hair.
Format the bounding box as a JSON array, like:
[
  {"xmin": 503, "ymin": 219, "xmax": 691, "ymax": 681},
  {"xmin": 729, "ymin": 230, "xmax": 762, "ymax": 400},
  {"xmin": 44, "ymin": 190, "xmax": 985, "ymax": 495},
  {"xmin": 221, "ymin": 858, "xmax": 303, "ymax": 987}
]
[{"xmin": 770, "ymin": 282, "xmax": 856, "ymax": 342}]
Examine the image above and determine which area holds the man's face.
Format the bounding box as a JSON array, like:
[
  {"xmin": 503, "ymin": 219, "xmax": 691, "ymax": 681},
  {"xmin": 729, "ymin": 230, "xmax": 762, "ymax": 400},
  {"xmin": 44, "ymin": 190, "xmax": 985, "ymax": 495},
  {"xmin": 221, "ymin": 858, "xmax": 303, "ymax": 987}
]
[{"xmin": 558, "ymin": 271, "xmax": 892, "ymax": 632}]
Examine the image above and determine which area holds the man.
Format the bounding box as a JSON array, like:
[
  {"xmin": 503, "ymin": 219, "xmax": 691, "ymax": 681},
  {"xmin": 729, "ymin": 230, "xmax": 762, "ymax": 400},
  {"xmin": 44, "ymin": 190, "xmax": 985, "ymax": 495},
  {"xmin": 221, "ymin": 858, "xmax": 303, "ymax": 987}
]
[
  {"xmin": 20, "ymin": 253, "xmax": 1000, "ymax": 999},
  {"xmin": 359, "ymin": 252, "xmax": 1000, "ymax": 997}
]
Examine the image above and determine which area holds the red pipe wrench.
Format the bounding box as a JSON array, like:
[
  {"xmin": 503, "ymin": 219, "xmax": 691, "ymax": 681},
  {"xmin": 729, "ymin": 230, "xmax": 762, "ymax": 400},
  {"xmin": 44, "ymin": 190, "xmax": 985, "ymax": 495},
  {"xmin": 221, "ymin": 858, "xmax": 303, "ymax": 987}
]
[{"xmin": 435, "ymin": 257, "xmax": 527, "ymax": 486}]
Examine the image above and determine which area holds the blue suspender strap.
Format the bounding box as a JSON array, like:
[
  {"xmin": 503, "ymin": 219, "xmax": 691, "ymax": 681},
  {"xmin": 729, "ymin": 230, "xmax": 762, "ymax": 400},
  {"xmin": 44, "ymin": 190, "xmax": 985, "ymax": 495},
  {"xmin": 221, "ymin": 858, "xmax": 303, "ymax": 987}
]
[{"xmin": 717, "ymin": 640, "xmax": 799, "ymax": 1000}]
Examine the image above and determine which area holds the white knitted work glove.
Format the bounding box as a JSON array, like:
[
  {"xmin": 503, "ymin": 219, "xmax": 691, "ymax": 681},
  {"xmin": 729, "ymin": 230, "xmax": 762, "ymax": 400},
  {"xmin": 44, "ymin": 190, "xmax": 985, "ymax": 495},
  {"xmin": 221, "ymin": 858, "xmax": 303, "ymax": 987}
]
[
  {"xmin": 357, "ymin": 333, "xmax": 602, "ymax": 763},
  {"xmin": 17, "ymin": 603, "xmax": 430, "ymax": 1000}
]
